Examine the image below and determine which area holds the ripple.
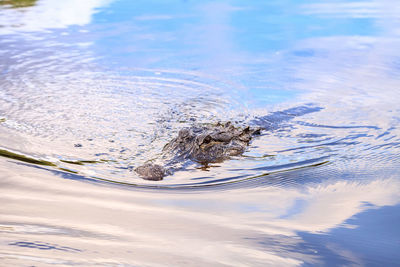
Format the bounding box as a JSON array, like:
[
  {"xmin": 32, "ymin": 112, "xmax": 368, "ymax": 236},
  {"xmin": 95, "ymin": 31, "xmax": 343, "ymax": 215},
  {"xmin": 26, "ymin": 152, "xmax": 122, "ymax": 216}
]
[
  {"xmin": 1, "ymin": 94, "xmax": 400, "ymax": 189},
  {"xmin": 9, "ymin": 241, "xmax": 81, "ymax": 253},
  {"xmin": 0, "ymin": 146, "xmax": 329, "ymax": 190}
]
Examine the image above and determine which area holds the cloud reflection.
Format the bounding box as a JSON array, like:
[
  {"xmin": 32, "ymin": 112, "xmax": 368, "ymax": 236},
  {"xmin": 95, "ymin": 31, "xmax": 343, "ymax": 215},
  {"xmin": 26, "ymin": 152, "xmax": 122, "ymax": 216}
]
[
  {"xmin": 2, "ymin": 156, "xmax": 399, "ymax": 266},
  {"xmin": 301, "ymin": 1, "xmax": 400, "ymax": 19},
  {"xmin": 0, "ymin": 0, "xmax": 112, "ymax": 34},
  {"xmin": 1, "ymin": 0, "xmax": 400, "ymax": 265}
]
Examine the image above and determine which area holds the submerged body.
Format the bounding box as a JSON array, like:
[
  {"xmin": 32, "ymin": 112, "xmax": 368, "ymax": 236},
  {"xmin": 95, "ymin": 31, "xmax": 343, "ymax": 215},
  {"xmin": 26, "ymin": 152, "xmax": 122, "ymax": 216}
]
[
  {"xmin": 135, "ymin": 105, "xmax": 322, "ymax": 181},
  {"xmin": 135, "ymin": 122, "xmax": 261, "ymax": 180}
]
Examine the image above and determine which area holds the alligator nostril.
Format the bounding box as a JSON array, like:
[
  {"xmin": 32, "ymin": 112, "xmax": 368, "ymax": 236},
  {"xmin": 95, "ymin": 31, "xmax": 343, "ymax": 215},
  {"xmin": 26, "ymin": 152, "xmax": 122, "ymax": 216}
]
[{"xmin": 178, "ymin": 128, "xmax": 190, "ymax": 138}]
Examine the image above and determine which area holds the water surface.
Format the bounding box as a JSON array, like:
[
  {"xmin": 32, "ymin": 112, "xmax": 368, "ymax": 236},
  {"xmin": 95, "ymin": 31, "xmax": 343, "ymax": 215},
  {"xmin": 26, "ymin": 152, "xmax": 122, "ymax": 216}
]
[{"xmin": 1, "ymin": 0, "xmax": 400, "ymax": 265}]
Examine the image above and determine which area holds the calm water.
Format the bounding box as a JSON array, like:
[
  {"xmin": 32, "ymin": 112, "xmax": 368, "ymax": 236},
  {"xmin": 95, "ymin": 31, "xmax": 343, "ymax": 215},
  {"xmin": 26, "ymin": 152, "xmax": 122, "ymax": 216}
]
[{"xmin": 1, "ymin": 0, "xmax": 400, "ymax": 266}]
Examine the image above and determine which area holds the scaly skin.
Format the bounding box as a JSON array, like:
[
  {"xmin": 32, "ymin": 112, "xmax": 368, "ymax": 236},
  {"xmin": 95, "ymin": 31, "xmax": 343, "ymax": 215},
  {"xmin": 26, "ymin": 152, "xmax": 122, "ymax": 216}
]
[
  {"xmin": 135, "ymin": 122, "xmax": 261, "ymax": 181},
  {"xmin": 135, "ymin": 105, "xmax": 322, "ymax": 181}
]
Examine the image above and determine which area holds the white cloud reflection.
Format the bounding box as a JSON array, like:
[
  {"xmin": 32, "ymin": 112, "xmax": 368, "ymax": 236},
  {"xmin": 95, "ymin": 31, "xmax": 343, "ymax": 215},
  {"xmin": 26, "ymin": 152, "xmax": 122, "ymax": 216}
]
[
  {"xmin": 0, "ymin": 0, "xmax": 112, "ymax": 34},
  {"xmin": 1, "ymin": 0, "xmax": 400, "ymax": 265},
  {"xmin": 1, "ymin": 156, "xmax": 399, "ymax": 266},
  {"xmin": 302, "ymin": 0, "xmax": 400, "ymax": 19},
  {"xmin": 277, "ymin": 178, "xmax": 400, "ymax": 233}
]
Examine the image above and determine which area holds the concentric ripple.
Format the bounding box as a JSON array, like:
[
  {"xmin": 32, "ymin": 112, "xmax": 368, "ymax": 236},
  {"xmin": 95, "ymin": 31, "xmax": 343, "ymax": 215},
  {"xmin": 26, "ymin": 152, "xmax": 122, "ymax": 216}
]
[{"xmin": 1, "ymin": 88, "xmax": 399, "ymax": 189}]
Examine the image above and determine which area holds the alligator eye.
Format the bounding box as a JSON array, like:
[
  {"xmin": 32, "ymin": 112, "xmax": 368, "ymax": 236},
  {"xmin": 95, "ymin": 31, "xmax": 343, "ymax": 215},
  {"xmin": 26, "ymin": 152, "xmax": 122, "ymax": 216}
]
[{"xmin": 203, "ymin": 135, "xmax": 212, "ymax": 144}]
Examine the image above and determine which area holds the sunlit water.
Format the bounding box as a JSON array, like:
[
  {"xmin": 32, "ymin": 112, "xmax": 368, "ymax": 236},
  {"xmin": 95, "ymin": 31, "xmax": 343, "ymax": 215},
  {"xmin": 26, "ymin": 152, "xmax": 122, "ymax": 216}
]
[{"xmin": 1, "ymin": 0, "xmax": 400, "ymax": 266}]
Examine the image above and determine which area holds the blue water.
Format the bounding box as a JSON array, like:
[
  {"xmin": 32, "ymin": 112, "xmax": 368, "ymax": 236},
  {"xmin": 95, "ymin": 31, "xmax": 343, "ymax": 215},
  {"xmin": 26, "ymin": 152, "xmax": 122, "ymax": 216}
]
[{"xmin": 1, "ymin": 0, "xmax": 400, "ymax": 266}]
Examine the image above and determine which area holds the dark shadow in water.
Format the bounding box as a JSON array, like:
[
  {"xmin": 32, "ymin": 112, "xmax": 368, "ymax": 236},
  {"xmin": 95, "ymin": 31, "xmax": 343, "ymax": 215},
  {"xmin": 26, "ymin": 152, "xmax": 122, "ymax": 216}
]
[
  {"xmin": 295, "ymin": 121, "xmax": 380, "ymax": 130},
  {"xmin": 0, "ymin": 149, "xmax": 56, "ymax": 167},
  {"xmin": 0, "ymin": 0, "xmax": 37, "ymax": 8},
  {"xmin": 9, "ymin": 241, "xmax": 81, "ymax": 253},
  {"xmin": 251, "ymin": 104, "xmax": 323, "ymax": 130},
  {"xmin": 298, "ymin": 204, "xmax": 400, "ymax": 266}
]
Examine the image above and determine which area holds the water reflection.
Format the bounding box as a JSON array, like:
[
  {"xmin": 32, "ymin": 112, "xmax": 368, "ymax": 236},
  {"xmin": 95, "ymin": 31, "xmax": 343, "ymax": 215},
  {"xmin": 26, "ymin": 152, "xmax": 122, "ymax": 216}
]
[
  {"xmin": 0, "ymin": 0, "xmax": 111, "ymax": 33},
  {"xmin": 9, "ymin": 241, "xmax": 81, "ymax": 252},
  {"xmin": 1, "ymin": 156, "xmax": 399, "ymax": 265},
  {"xmin": 1, "ymin": 0, "xmax": 400, "ymax": 265},
  {"xmin": 302, "ymin": 1, "xmax": 400, "ymax": 19},
  {"xmin": 0, "ymin": 0, "xmax": 37, "ymax": 8},
  {"xmin": 300, "ymin": 204, "xmax": 400, "ymax": 265}
]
